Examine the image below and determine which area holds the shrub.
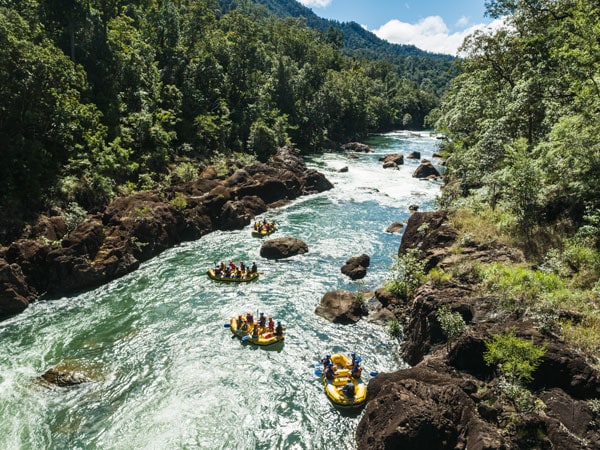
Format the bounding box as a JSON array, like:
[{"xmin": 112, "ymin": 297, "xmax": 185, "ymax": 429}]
[
  {"xmin": 170, "ymin": 192, "xmax": 188, "ymax": 211},
  {"xmin": 437, "ymin": 305, "xmax": 466, "ymax": 347},
  {"xmin": 387, "ymin": 319, "xmax": 403, "ymax": 338},
  {"xmin": 484, "ymin": 330, "xmax": 546, "ymax": 383},
  {"xmin": 64, "ymin": 202, "xmax": 88, "ymax": 232},
  {"xmin": 384, "ymin": 249, "xmax": 426, "ymax": 298},
  {"xmin": 428, "ymin": 267, "xmax": 453, "ymax": 286}
]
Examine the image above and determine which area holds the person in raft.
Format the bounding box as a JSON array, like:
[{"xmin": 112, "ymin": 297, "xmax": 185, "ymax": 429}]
[
  {"xmin": 321, "ymin": 354, "xmax": 332, "ymax": 369},
  {"xmin": 275, "ymin": 321, "xmax": 283, "ymax": 337},
  {"xmin": 252, "ymin": 323, "xmax": 259, "ymax": 340},
  {"xmin": 324, "ymin": 363, "xmax": 336, "ymax": 380},
  {"xmin": 342, "ymin": 380, "xmax": 355, "ymax": 397},
  {"xmin": 246, "ymin": 312, "xmax": 254, "ymax": 325},
  {"xmin": 250, "ymin": 262, "xmax": 257, "ymax": 273},
  {"xmin": 351, "ymin": 363, "xmax": 363, "ymax": 379},
  {"xmin": 267, "ymin": 317, "xmax": 275, "ymax": 332},
  {"xmin": 258, "ymin": 312, "xmax": 266, "ymax": 327}
]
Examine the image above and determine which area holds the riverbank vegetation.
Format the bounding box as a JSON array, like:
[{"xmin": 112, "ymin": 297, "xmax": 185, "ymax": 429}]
[
  {"xmin": 435, "ymin": 0, "xmax": 600, "ymax": 368},
  {"xmin": 0, "ymin": 0, "xmax": 441, "ymax": 224}
]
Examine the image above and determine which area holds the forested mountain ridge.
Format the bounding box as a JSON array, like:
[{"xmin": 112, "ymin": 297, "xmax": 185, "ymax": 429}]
[
  {"xmin": 0, "ymin": 0, "xmax": 441, "ymax": 223},
  {"xmin": 246, "ymin": 0, "xmax": 457, "ymax": 95}
]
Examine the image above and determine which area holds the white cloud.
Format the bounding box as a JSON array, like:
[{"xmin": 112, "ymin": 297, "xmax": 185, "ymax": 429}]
[
  {"xmin": 456, "ymin": 16, "xmax": 469, "ymax": 28},
  {"xmin": 297, "ymin": 0, "xmax": 333, "ymax": 7},
  {"xmin": 373, "ymin": 16, "xmax": 505, "ymax": 56}
]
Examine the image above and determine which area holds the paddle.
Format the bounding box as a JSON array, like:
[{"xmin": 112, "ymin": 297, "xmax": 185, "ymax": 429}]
[
  {"xmin": 223, "ymin": 324, "xmax": 231, "ymax": 328},
  {"xmin": 241, "ymin": 335, "xmax": 250, "ymax": 341}
]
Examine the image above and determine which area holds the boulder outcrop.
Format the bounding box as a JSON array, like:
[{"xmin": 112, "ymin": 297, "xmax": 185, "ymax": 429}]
[
  {"xmin": 260, "ymin": 237, "xmax": 308, "ymax": 260},
  {"xmin": 357, "ymin": 211, "xmax": 600, "ymax": 449},
  {"xmin": 315, "ymin": 290, "xmax": 367, "ymax": 324},
  {"xmin": 0, "ymin": 146, "xmax": 332, "ymax": 317},
  {"xmin": 413, "ymin": 159, "xmax": 441, "ymax": 179},
  {"xmin": 341, "ymin": 254, "xmax": 370, "ymax": 280}
]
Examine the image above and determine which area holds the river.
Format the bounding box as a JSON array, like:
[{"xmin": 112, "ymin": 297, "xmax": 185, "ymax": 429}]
[{"xmin": 0, "ymin": 131, "xmax": 442, "ymax": 449}]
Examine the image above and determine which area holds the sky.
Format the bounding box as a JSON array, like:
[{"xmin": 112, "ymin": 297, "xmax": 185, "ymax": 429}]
[{"xmin": 296, "ymin": 0, "xmax": 501, "ymax": 55}]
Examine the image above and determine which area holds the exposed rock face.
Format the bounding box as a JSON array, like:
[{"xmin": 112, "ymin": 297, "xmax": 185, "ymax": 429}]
[
  {"xmin": 0, "ymin": 259, "xmax": 36, "ymax": 316},
  {"xmin": 413, "ymin": 160, "xmax": 441, "ymax": 179},
  {"xmin": 341, "ymin": 142, "xmax": 371, "ymax": 152},
  {"xmin": 357, "ymin": 210, "xmax": 600, "ymax": 449},
  {"xmin": 259, "ymin": 237, "xmax": 308, "ymax": 260},
  {"xmin": 0, "ymin": 146, "xmax": 332, "ymax": 316},
  {"xmin": 315, "ymin": 290, "xmax": 367, "ymax": 324},
  {"xmin": 406, "ymin": 151, "xmax": 421, "ymax": 159},
  {"xmin": 341, "ymin": 254, "xmax": 370, "ymax": 280}
]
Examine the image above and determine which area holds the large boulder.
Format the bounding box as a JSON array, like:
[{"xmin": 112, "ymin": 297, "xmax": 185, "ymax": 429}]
[
  {"xmin": 341, "ymin": 254, "xmax": 370, "ymax": 280},
  {"xmin": 40, "ymin": 367, "xmax": 91, "ymax": 387},
  {"xmin": 260, "ymin": 237, "xmax": 308, "ymax": 260},
  {"xmin": 413, "ymin": 160, "xmax": 441, "ymax": 179},
  {"xmin": 341, "ymin": 142, "xmax": 371, "ymax": 152},
  {"xmin": 315, "ymin": 290, "xmax": 367, "ymax": 324},
  {"xmin": 380, "ymin": 153, "xmax": 404, "ymax": 169}
]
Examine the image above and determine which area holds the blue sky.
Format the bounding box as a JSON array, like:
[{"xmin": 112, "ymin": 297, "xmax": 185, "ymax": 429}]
[{"xmin": 296, "ymin": 0, "xmax": 500, "ymax": 55}]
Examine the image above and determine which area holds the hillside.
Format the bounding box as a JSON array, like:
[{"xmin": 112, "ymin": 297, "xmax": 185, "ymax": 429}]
[{"xmin": 248, "ymin": 0, "xmax": 457, "ymax": 94}]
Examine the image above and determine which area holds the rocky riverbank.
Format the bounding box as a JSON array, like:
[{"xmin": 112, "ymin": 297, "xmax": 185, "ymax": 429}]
[
  {"xmin": 357, "ymin": 211, "xmax": 600, "ymax": 449},
  {"xmin": 0, "ymin": 146, "xmax": 332, "ymax": 318}
]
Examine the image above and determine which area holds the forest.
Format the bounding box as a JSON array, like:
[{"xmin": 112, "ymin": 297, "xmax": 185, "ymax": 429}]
[
  {"xmin": 435, "ymin": 0, "xmax": 600, "ymax": 364},
  {"xmin": 0, "ymin": 0, "xmax": 442, "ymax": 219}
]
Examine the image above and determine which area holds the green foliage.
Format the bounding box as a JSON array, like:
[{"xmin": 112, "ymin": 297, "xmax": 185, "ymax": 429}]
[
  {"xmin": 437, "ymin": 305, "xmax": 466, "ymax": 346},
  {"xmin": 484, "ymin": 330, "xmax": 546, "ymax": 383},
  {"xmin": 384, "ymin": 249, "xmax": 427, "ymax": 298},
  {"xmin": 437, "ymin": 0, "xmax": 600, "ymax": 244},
  {"xmin": 479, "ymin": 263, "xmax": 565, "ymax": 313},
  {"xmin": 172, "ymin": 162, "xmax": 199, "ymax": 183},
  {"xmin": 64, "ymin": 202, "xmax": 88, "ymax": 233},
  {"xmin": 496, "ymin": 378, "xmax": 545, "ymax": 415},
  {"xmin": 169, "ymin": 192, "xmax": 188, "ymax": 211},
  {"xmin": 0, "ymin": 0, "xmax": 446, "ymax": 217},
  {"xmin": 428, "ymin": 267, "xmax": 453, "ymax": 287},
  {"xmin": 387, "ymin": 319, "xmax": 403, "ymax": 338}
]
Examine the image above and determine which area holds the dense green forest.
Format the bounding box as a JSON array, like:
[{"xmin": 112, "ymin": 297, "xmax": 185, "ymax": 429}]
[
  {"xmin": 0, "ymin": 0, "xmax": 440, "ymax": 217},
  {"xmin": 249, "ymin": 0, "xmax": 457, "ymax": 96},
  {"xmin": 435, "ymin": 0, "xmax": 600, "ymax": 361}
]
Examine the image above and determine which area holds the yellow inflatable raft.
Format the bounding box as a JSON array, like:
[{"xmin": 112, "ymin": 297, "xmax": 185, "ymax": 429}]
[
  {"xmin": 207, "ymin": 268, "xmax": 259, "ymax": 282},
  {"xmin": 229, "ymin": 316, "xmax": 285, "ymax": 346},
  {"xmin": 251, "ymin": 222, "xmax": 277, "ymax": 237},
  {"xmin": 321, "ymin": 353, "xmax": 367, "ymax": 408}
]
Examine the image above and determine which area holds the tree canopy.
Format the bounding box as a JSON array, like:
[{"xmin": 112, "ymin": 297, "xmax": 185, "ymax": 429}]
[{"xmin": 0, "ymin": 0, "xmax": 442, "ymax": 216}]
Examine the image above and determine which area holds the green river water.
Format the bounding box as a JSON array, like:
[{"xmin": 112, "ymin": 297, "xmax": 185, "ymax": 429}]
[{"xmin": 0, "ymin": 131, "xmax": 442, "ymax": 449}]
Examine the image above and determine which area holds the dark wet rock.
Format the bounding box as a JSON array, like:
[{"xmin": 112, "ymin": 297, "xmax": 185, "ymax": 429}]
[
  {"xmin": 357, "ymin": 364, "xmax": 507, "ymax": 450},
  {"xmin": 40, "ymin": 368, "xmax": 91, "ymax": 387},
  {"xmin": 386, "ymin": 222, "xmax": 404, "ymax": 233},
  {"xmin": 341, "ymin": 254, "xmax": 370, "ymax": 280},
  {"xmin": 260, "ymin": 237, "xmax": 308, "ymax": 260},
  {"xmin": 29, "ymin": 215, "xmax": 68, "ymax": 241},
  {"xmin": 315, "ymin": 290, "xmax": 367, "ymax": 324},
  {"xmin": 406, "ymin": 151, "xmax": 421, "ymax": 159},
  {"xmin": 0, "ymin": 258, "xmax": 36, "ymax": 316},
  {"xmin": 413, "ymin": 160, "xmax": 441, "ymax": 179},
  {"xmin": 339, "ymin": 166, "xmax": 348, "ymax": 173},
  {"xmin": 408, "ymin": 204, "xmax": 419, "ymax": 213},
  {"xmin": 341, "ymin": 142, "xmax": 371, "ymax": 152},
  {"xmin": 380, "ymin": 153, "xmax": 404, "ymax": 169}
]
